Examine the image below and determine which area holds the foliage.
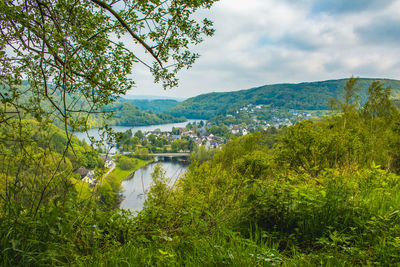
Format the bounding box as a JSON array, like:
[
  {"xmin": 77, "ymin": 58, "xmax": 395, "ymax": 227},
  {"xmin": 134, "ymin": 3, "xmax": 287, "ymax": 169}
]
[
  {"xmin": 166, "ymin": 78, "xmax": 400, "ymax": 119},
  {"xmin": 0, "ymin": 0, "xmax": 218, "ymax": 265},
  {"xmin": 110, "ymin": 157, "xmax": 153, "ymax": 182},
  {"xmin": 118, "ymin": 157, "xmax": 137, "ymax": 171},
  {"xmin": 134, "ymin": 147, "xmax": 151, "ymax": 160},
  {"xmin": 103, "ymin": 102, "xmax": 185, "ymax": 127},
  {"xmin": 118, "ymin": 99, "xmax": 181, "ymax": 114},
  {"xmin": 206, "ymin": 124, "xmax": 231, "ymax": 139},
  {"xmin": 2, "ymin": 13, "xmax": 400, "ymax": 262},
  {"xmin": 88, "ymin": 79, "xmax": 400, "ymax": 266},
  {"xmin": 190, "ymin": 146, "xmax": 216, "ymax": 164},
  {"xmin": 0, "ymin": 0, "xmax": 217, "ymax": 132}
]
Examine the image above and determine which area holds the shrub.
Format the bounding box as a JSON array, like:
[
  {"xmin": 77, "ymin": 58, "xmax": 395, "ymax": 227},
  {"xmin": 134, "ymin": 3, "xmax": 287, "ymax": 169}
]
[{"xmin": 118, "ymin": 157, "xmax": 137, "ymax": 170}]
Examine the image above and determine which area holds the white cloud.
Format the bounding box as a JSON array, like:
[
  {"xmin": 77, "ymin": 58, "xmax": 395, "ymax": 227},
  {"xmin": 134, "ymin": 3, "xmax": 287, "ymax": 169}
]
[{"xmin": 127, "ymin": 0, "xmax": 400, "ymax": 98}]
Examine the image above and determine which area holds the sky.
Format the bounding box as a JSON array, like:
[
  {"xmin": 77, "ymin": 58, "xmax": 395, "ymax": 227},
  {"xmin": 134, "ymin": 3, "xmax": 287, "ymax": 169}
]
[{"xmin": 126, "ymin": 0, "xmax": 400, "ymax": 99}]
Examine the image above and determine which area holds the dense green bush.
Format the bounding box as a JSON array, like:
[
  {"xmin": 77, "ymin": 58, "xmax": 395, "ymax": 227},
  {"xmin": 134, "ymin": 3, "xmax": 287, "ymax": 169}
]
[
  {"xmin": 106, "ymin": 79, "xmax": 400, "ymax": 265},
  {"xmin": 3, "ymin": 79, "xmax": 400, "ymax": 266},
  {"xmin": 118, "ymin": 157, "xmax": 138, "ymax": 170}
]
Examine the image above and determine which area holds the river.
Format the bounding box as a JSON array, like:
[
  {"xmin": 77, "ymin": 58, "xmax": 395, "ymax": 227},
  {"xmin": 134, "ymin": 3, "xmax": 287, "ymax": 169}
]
[
  {"xmin": 73, "ymin": 120, "xmax": 200, "ymax": 211},
  {"xmin": 120, "ymin": 160, "xmax": 189, "ymax": 212}
]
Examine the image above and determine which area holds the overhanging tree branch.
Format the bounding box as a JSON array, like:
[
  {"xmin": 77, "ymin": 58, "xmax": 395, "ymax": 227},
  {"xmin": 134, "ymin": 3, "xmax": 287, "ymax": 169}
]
[{"xmin": 90, "ymin": 0, "xmax": 164, "ymax": 66}]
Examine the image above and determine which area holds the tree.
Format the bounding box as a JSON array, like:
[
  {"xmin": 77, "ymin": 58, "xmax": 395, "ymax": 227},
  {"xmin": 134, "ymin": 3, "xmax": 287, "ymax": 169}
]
[
  {"xmin": 340, "ymin": 77, "xmax": 361, "ymax": 111},
  {"xmin": 171, "ymin": 139, "xmax": 187, "ymax": 152},
  {"xmin": 188, "ymin": 139, "xmax": 198, "ymax": 152},
  {"xmin": 118, "ymin": 156, "xmax": 137, "ymax": 170},
  {"xmin": 135, "ymin": 147, "xmax": 149, "ymax": 160},
  {"xmin": 363, "ymin": 81, "xmax": 393, "ymax": 120},
  {"xmin": 0, "ymin": 2, "xmax": 217, "ymax": 264},
  {"xmin": 186, "ymin": 122, "xmax": 194, "ymax": 130},
  {"xmin": 148, "ymin": 133, "xmax": 156, "ymax": 144},
  {"xmin": 0, "ymin": 0, "xmax": 217, "ymax": 134},
  {"xmin": 330, "ymin": 77, "xmax": 362, "ymax": 131},
  {"xmin": 134, "ymin": 130, "xmax": 144, "ymax": 140}
]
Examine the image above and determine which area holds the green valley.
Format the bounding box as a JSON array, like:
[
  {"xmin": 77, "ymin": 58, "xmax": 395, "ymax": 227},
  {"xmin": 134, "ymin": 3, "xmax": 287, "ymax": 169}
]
[
  {"xmin": 2, "ymin": 0, "xmax": 400, "ymax": 266},
  {"xmin": 3, "ymin": 78, "xmax": 400, "ymax": 266},
  {"xmin": 166, "ymin": 78, "xmax": 400, "ymax": 119}
]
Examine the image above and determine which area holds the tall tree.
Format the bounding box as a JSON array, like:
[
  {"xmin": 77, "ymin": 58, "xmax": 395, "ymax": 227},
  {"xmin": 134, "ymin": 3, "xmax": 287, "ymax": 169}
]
[
  {"xmin": 0, "ymin": 0, "xmax": 216, "ymax": 194},
  {"xmin": 0, "ymin": 2, "xmax": 218, "ymax": 261},
  {"xmin": 363, "ymin": 81, "xmax": 393, "ymax": 120},
  {"xmin": 0, "ymin": 0, "xmax": 217, "ymax": 134}
]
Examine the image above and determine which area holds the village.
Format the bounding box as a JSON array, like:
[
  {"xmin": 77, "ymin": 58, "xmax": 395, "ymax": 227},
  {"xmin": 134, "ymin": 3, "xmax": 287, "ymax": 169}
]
[
  {"xmin": 229, "ymin": 104, "xmax": 317, "ymax": 128},
  {"xmin": 117, "ymin": 105, "xmax": 325, "ymax": 155},
  {"xmin": 75, "ymin": 105, "xmax": 327, "ymax": 185}
]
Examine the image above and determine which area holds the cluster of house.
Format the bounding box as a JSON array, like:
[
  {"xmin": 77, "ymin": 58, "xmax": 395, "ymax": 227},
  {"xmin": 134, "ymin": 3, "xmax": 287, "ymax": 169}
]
[
  {"xmin": 229, "ymin": 105, "xmax": 315, "ymax": 129},
  {"xmin": 229, "ymin": 126, "xmax": 248, "ymax": 136},
  {"xmin": 203, "ymin": 134, "xmax": 226, "ymax": 149},
  {"xmin": 145, "ymin": 126, "xmax": 226, "ymax": 150},
  {"xmin": 136, "ymin": 105, "xmax": 319, "ymax": 153},
  {"xmin": 237, "ymin": 104, "xmax": 264, "ymax": 113},
  {"xmin": 74, "ymin": 158, "xmax": 114, "ymax": 185},
  {"xmin": 269, "ymin": 109, "xmax": 313, "ymax": 128},
  {"xmin": 269, "ymin": 117, "xmax": 294, "ymax": 128}
]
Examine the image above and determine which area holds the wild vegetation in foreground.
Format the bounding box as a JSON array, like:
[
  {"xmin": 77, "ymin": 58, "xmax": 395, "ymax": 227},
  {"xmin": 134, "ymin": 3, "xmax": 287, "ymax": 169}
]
[
  {"xmin": 82, "ymin": 79, "xmax": 400, "ymax": 266},
  {"xmin": 3, "ymin": 79, "xmax": 400, "ymax": 265}
]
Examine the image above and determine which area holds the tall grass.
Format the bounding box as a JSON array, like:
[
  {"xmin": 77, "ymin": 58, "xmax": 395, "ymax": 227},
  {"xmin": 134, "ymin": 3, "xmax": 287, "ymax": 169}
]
[{"xmin": 80, "ymin": 166, "xmax": 400, "ymax": 266}]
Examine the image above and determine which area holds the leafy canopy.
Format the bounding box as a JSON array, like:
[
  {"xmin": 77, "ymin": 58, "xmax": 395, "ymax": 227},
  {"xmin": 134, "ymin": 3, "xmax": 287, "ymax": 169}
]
[
  {"xmin": 0, "ymin": 2, "xmax": 218, "ymax": 264},
  {"xmin": 0, "ymin": 0, "xmax": 217, "ymax": 133}
]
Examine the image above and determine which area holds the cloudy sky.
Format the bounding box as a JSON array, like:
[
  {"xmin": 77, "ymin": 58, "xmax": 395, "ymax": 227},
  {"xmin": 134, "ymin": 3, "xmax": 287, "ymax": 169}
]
[{"xmin": 127, "ymin": 0, "xmax": 400, "ymax": 99}]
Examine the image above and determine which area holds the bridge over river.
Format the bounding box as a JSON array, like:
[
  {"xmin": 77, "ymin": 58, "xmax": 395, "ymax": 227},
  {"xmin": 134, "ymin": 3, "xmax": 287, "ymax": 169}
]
[
  {"xmin": 101, "ymin": 152, "xmax": 191, "ymax": 158},
  {"xmin": 149, "ymin": 152, "xmax": 190, "ymax": 157},
  {"xmin": 119, "ymin": 152, "xmax": 191, "ymax": 159}
]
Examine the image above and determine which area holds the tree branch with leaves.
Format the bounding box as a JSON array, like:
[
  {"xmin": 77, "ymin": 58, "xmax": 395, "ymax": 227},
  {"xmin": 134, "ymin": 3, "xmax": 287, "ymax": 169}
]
[{"xmin": 0, "ymin": 0, "xmax": 217, "ymax": 133}]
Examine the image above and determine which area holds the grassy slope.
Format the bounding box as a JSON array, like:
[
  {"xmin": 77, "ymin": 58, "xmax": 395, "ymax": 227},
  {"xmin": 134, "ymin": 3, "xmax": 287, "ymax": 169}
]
[
  {"xmin": 71, "ymin": 158, "xmax": 154, "ymax": 201},
  {"xmin": 110, "ymin": 158, "xmax": 154, "ymax": 183},
  {"xmin": 88, "ymin": 135, "xmax": 400, "ymax": 266}
]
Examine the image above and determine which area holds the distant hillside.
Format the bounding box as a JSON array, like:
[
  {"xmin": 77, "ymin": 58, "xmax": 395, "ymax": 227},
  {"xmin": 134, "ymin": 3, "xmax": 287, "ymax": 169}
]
[
  {"xmin": 103, "ymin": 102, "xmax": 185, "ymax": 126},
  {"xmin": 166, "ymin": 78, "xmax": 400, "ymax": 119},
  {"xmin": 118, "ymin": 99, "xmax": 180, "ymax": 113},
  {"xmin": 122, "ymin": 94, "xmax": 184, "ymax": 101},
  {"xmin": 1, "ymin": 82, "xmax": 185, "ymax": 128}
]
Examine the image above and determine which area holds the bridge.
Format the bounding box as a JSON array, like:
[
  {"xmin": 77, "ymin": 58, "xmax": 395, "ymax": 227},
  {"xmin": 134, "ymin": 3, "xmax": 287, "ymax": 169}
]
[
  {"xmin": 120, "ymin": 152, "xmax": 191, "ymax": 158},
  {"xmin": 149, "ymin": 152, "xmax": 190, "ymax": 157}
]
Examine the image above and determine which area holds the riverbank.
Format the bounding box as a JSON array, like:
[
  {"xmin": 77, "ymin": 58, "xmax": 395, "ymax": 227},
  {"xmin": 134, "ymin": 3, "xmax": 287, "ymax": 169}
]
[
  {"xmin": 71, "ymin": 157, "xmax": 153, "ymax": 207},
  {"xmin": 96, "ymin": 156, "xmax": 154, "ymax": 208},
  {"xmin": 120, "ymin": 160, "xmax": 190, "ymax": 211},
  {"xmin": 109, "ymin": 157, "xmax": 154, "ymax": 184}
]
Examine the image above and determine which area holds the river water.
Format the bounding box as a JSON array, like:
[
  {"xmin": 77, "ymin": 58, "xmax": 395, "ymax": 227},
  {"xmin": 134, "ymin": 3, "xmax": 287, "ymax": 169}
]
[{"xmin": 120, "ymin": 160, "xmax": 189, "ymax": 212}]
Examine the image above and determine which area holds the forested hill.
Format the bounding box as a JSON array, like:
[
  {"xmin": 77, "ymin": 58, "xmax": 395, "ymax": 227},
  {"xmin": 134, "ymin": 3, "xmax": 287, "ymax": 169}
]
[
  {"xmin": 166, "ymin": 78, "xmax": 400, "ymax": 119},
  {"xmin": 117, "ymin": 99, "xmax": 180, "ymax": 113},
  {"xmin": 4, "ymin": 82, "xmax": 185, "ymax": 128},
  {"xmin": 102, "ymin": 102, "xmax": 185, "ymax": 126}
]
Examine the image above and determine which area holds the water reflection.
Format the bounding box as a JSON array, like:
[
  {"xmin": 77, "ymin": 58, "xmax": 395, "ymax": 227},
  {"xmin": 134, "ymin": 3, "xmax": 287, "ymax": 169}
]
[{"xmin": 120, "ymin": 160, "xmax": 189, "ymax": 212}]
